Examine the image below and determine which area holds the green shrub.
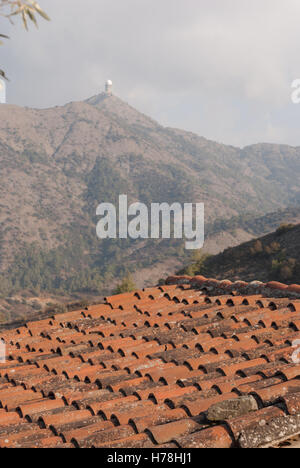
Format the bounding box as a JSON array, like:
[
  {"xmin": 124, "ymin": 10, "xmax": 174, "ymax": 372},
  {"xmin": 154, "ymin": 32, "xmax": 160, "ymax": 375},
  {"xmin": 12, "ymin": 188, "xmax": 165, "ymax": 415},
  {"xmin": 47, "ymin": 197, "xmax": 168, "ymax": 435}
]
[
  {"xmin": 114, "ymin": 275, "xmax": 137, "ymax": 295},
  {"xmin": 275, "ymin": 224, "xmax": 295, "ymax": 236}
]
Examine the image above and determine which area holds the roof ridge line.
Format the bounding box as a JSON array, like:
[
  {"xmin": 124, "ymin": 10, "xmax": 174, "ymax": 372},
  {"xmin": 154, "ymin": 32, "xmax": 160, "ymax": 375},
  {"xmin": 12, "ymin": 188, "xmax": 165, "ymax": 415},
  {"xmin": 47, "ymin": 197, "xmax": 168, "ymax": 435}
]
[{"xmin": 165, "ymin": 275, "xmax": 300, "ymax": 299}]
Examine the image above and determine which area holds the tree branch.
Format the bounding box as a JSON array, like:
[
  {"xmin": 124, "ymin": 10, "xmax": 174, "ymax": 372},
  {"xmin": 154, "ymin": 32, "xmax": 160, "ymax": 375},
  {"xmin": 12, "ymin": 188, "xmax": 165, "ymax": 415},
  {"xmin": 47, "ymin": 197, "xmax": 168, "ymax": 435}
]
[{"xmin": 0, "ymin": 1, "xmax": 50, "ymax": 79}]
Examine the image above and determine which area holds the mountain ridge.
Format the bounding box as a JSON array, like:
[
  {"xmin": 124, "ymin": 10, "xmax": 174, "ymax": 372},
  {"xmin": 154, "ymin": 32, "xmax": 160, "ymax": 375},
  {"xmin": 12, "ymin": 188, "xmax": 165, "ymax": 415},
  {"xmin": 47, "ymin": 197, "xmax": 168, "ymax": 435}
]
[
  {"xmin": 0, "ymin": 92, "xmax": 299, "ymax": 305},
  {"xmin": 181, "ymin": 223, "xmax": 300, "ymax": 284}
]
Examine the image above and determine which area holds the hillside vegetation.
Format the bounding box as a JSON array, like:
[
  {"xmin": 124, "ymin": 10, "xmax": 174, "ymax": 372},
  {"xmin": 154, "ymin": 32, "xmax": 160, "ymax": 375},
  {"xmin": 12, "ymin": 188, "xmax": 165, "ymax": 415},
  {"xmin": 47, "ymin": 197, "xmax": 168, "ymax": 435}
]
[
  {"xmin": 0, "ymin": 93, "xmax": 300, "ymax": 301},
  {"xmin": 182, "ymin": 223, "xmax": 300, "ymax": 284}
]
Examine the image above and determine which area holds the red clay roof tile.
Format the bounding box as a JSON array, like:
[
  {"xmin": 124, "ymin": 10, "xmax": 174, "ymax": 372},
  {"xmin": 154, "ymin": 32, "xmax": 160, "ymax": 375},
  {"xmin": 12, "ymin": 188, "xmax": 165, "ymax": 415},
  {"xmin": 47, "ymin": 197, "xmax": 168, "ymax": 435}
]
[
  {"xmin": 72, "ymin": 424, "xmax": 136, "ymax": 448},
  {"xmin": 176, "ymin": 425, "xmax": 233, "ymax": 448},
  {"xmin": 94, "ymin": 432, "xmax": 157, "ymax": 449},
  {"xmin": 60, "ymin": 420, "xmax": 114, "ymax": 443},
  {"xmin": 147, "ymin": 417, "xmax": 203, "ymax": 444},
  {"xmin": 239, "ymin": 414, "xmax": 300, "ymax": 448},
  {"xmin": 224, "ymin": 405, "xmax": 285, "ymax": 440},
  {"xmin": 1, "ymin": 279, "xmax": 300, "ymax": 448},
  {"xmin": 281, "ymin": 392, "xmax": 300, "ymax": 415}
]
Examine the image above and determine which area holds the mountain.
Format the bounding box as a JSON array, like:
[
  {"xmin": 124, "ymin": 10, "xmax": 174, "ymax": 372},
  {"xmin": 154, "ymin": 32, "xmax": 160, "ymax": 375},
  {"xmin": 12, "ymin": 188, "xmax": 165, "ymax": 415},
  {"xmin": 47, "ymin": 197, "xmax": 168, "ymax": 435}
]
[
  {"xmin": 203, "ymin": 205, "xmax": 300, "ymax": 254},
  {"xmin": 0, "ymin": 92, "xmax": 300, "ymax": 304},
  {"xmin": 181, "ymin": 223, "xmax": 300, "ymax": 284}
]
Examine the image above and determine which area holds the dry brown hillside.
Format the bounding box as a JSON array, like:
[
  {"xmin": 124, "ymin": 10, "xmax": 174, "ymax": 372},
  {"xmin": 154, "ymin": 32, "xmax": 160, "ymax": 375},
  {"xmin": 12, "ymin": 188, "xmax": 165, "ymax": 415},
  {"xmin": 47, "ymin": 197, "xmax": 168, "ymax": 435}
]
[
  {"xmin": 0, "ymin": 92, "xmax": 299, "ymax": 306},
  {"xmin": 183, "ymin": 223, "xmax": 300, "ymax": 284}
]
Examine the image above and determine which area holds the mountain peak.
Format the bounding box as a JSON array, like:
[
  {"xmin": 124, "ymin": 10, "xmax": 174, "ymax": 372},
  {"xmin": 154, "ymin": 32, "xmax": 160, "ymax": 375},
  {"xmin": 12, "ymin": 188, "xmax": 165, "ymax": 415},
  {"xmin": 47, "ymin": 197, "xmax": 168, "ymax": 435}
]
[
  {"xmin": 85, "ymin": 92, "xmax": 113, "ymax": 106},
  {"xmin": 85, "ymin": 92, "xmax": 160, "ymax": 128},
  {"xmin": 0, "ymin": 93, "xmax": 300, "ymax": 317}
]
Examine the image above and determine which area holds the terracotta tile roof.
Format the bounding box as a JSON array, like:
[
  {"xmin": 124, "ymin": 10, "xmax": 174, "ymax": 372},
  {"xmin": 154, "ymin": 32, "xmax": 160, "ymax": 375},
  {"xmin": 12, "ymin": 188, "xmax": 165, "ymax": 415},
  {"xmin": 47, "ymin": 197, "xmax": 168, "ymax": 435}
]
[{"xmin": 0, "ymin": 278, "xmax": 300, "ymax": 448}]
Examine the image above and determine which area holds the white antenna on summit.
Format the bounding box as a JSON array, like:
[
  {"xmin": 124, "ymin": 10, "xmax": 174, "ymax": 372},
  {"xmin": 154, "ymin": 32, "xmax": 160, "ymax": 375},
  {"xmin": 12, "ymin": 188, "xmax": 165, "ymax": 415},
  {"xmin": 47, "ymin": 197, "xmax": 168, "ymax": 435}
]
[
  {"xmin": 0, "ymin": 79, "xmax": 6, "ymax": 104},
  {"xmin": 105, "ymin": 80, "xmax": 113, "ymax": 96}
]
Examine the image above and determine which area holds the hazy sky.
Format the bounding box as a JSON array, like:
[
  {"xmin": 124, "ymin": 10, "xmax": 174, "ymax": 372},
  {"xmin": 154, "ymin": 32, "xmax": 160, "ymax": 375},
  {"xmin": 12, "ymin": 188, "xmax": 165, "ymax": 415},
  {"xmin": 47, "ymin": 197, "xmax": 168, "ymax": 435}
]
[{"xmin": 2, "ymin": 0, "xmax": 300, "ymax": 146}]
